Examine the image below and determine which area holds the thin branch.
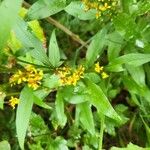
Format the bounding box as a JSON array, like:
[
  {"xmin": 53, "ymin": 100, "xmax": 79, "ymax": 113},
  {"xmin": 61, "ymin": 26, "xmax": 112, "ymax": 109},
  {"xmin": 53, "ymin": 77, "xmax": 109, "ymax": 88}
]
[{"xmin": 23, "ymin": 1, "xmax": 87, "ymax": 47}]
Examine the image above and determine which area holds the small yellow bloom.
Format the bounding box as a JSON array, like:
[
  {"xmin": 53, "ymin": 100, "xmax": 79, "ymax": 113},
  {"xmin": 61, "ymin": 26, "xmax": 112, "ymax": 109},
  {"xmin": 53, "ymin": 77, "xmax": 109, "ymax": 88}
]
[
  {"xmin": 26, "ymin": 69, "xmax": 43, "ymax": 90},
  {"xmin": 9, "ymin": 70, "xmax": 27, "ymax": 86},
  {"xmin": 27, "ymin": 80, "xmax": 40, "ymax": 90},
  {"xmin": 9, "ymin": 65, "xmax": 43, "ymax": 90},
  {"xmin": 95, "ymin": 62, "xmax": 103, "ymax": 73},
  {"xmin": 57, "ymin": 65, "xmax": 85, "ymax": 86},
  {"xmin": 96, "ymin": 12, "xmax": 101, "ymax": 19},
  {"xmin": 101, "ymin": 72, "xmax": 109, "ymax": 79},
  {"xmin": 25, "ymin": 65, "xmax": 37, "ymax": 73},
  {"xmin": 8, "ymin": 96, "xmax": 19, "ymax": 109}
]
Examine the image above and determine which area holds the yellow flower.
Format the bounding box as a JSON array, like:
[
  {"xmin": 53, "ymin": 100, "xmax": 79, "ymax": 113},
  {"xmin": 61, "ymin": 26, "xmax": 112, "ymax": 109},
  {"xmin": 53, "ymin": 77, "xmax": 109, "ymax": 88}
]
[
  {"xmin": 25, "ymin": 65, "xmax": 37, "ymax": 73},
  {"xmin": 75, "ymin": 65, "xmax": 85, "ymax": 78},
  {"xmin": 81, "ymin": 0, "xmax": 119, "ymax": 19},
  {"xmin": 101, "ymin": 72, "xmax": 109, "ymax": 79},
  {"xmin": 57, "ymin": 65, "xmax": 85, "ymax": 86},
  {"xmin": 95, "ymin": 62, "xmax": 103, "ymax": 73},
  {"xmin": 9, "ymin": 65, "xmax": 43, "ymax": 90},
  {"xmin": 8, "ymin": 96, "xmax": 19, "ymax": 109},
  {"xmin": 26, "ymin": 68, "xmax": 43, "ymax": 90},
  {"xmin": 9, "ymin": 70, "xmax": 27, "ymax": 86}
]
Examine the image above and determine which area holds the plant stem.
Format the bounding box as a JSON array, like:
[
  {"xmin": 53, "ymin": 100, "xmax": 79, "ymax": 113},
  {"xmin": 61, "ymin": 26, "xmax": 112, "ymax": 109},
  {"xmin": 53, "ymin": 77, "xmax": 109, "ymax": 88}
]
[
  {"xmin": 6, "ymin": 92, "xmax": 20, "ymax": 97},
  {"xmin": 23, "ymin": 1, "xmax": 87, "ymax": 47},
  {"xmin": 17, "ymin": 58, "xmax": 53, "ymax": 69},
  {"xmin": 99, "ymin": 114, "xmax": 105, "ymax": 150}
]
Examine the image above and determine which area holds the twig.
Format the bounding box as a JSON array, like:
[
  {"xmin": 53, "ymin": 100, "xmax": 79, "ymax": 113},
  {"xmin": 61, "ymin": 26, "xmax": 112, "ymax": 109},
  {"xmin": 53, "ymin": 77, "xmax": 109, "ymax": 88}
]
[{"xmin": 23, "ymin": 1, "xmax": 87, "ymax": 47}]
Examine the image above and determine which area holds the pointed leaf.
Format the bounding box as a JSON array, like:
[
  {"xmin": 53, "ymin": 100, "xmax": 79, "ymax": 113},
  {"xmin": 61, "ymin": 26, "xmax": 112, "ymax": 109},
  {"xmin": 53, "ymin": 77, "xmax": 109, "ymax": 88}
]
[
  {"xmin": 14, "ymin": 18, "xmax": 51, "ymax": 66},
  {"xmin": 107, "ymin": 53, "xmax": 150, "ymax": 72},
  {"xmin": 86, "ymin": 28, "xmax": 107, "ymax": 67},
  {"xmin": 84, "ymin": 79, "xmax": 121, "ymax": 122},
  {"xmin": 65, "ymin": 1, "xmax": 96, "ymax": 20},
  {"xmin": 48, "ymin": 30, "xmax": 60, "ymax": 67},
  {"xmin": 27, "ymin": 0, "xmax": 66, "ymax": 20},
  {"xmin": 78, "ymin": 102, "xmax": 95, "ymax": 135},
  {"xmin": 55, "ymin": 90, "xmax": 67, "ymax": 127},
  {"xmin": 16, "ymin": 86, "xmax": 34, "ymax": 149},
  {"xmin": 0, "ymin": 0, "xmax": 22, "ymax": 50}
]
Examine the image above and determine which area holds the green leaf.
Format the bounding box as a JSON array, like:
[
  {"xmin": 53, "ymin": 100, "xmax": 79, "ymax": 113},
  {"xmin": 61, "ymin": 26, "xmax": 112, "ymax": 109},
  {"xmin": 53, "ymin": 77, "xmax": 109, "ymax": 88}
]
[
  {"xmin": 0, "ymin": 0, "xmax": 22, "ymax": 50},
  {"xmin": 135, "ymin": 1, "xmax": 150, "ymax": 16},
  {"xmin": 60, "ymin": 83, "xmax": 90, "ymax": 104},
  {"xmin": 48, "ymin": 30, "xmax": 60, "ymax": 67},
  {"xmin": 55, "ymin": 90, "xmax": 67, "ymax": 127},
  {"xmin": 65, "ymin": 94, "xmax": 89, "ymax": 104},
  {"xmin": 27, "ymin": 0, "xmax": 66, "ymax": 20},
  {"xmin": 0, "ymin": 141, "xmax": 10, "ymax": 150},
  {"xmin": 14, "ymin": 18, "xmax": 51, "ymax": 66},
  {"xmin": 0, "ymin": 92, "xmax": 6, "ymax": 109},
  {"xmin": 16, "ymin": 86, "xmax": 34, "ymax": 150},
  {"xmin": 86, "ymin": 28, "xmax": 107, "ymax": 67},
  {"xmin": 111, "ymin": 142, "xmax": 149, "ymax": 150},
  {"xmin": 30, "ymin": 112, "xmax": 49, "ymax": 136},
  {"xmin": 78, "ymin": 102, "xmax": 95, "ymax": 135},
  {"xmin": 106, "ymin": 32, "xmax": 123, "ymax": 61},
  {"xmin": 126, "ymin": 65, "xmax": 145, "ymax": 86},
  {"xmin": 107, "ymin": 53, "xmax": 150, "ymax": 72},
  {"xmin": 84, "ymin": 79, "xmax": 121, "ymax": 122},
  {"xmin": 34, "ymin": 88, "xmax": 50, "ymax": 100},
  {"xmin": 113, "ymin": 13, "xmax": 137, "ymax": 39},
  {"xmin": 43, "ymin": 74, "xmax": 60, "ymax": 89},
  {"xmin": 33, "ymin": 94, "xmax": 51, "ymax": 110},
  {"xmin": 65, "ymin": 1, "xmax": 96, "ymax": 20},
  {"xmin": 123, "ymin": 76, "xmax": 150, "ymax": 103},
  {"xmin": 141, "ymin": 117, "xmax": 150, "ymax": 146}
]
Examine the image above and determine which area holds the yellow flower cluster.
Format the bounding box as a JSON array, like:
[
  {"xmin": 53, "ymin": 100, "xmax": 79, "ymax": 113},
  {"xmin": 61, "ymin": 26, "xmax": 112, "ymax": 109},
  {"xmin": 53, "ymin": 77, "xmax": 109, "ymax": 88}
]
[
  {"xmin": 81, "ymin": 0, "xmax": 119, "ymax": 19},
  {"xmin": 8, "ymin": 96, "xmax": 19, "ymax": 109},
  {"xmin": 9, "ymin": 65, "xmax": 43, "ymax": 90},
  {"xmin": 56, "ymin": 65, "xmax": 85, "ymax": 86},
  {"xmin": 95, "ymin": 62, "xmax": 109, "ymax": 79}
]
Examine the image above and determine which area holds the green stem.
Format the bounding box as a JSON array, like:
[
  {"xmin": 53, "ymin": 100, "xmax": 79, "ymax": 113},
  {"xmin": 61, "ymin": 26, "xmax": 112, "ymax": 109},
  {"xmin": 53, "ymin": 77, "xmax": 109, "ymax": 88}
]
[
  {"xmin": 99, "ymin": 114, "xmax": 105, "ymax": 150},
  {"xmin": 17, "ymin": 58, "xmax": 53, "ymax": 69},
  {"xmin": 6, "ymin": 92, "xmax": 20, "ymax": 97},
  {"xmin": 73, "ymin": 38, "xmax": 92, "ymax": 66}
]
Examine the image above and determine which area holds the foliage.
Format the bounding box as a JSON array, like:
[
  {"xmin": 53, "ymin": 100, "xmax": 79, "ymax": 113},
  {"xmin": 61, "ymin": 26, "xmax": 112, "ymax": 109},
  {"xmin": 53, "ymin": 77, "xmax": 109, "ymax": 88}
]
[{"xmin": 0, "ymin": 0, "xmax": 150, "ymax": 149}]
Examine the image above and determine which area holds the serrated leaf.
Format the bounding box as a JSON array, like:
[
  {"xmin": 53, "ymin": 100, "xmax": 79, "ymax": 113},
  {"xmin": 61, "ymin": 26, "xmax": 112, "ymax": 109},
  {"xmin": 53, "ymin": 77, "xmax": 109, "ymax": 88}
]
[
  {"xmin": 14, "ymin": 18, "xmax": 51, "ymax": 66},
  {"xmin": 86, "ymin": 28, "xmax": 107, "ymax": 67},
  {"xmin": 16, "ymin": 86, "xmax": 34, "ymax": 150},
  {"xmin": 84, "ymin": 79, "xmax": 121, "ymax": 122},
  {"xmin": 0, "ymin": 0, "xmax": 22, "ymax": 50},
  {"xmin": 78, "ymin": 102, "xmax": 95, "ymax": 135},
  {"xmin": 48, "ymin": 30, "xmax": 60, "ymax": 67},
  {"xmin": 27, "ymin": 0, "xmax": 66, "ymax": 20},
  {"xmin": 65, "ymin": 1, "xmax": 96, "ymax": 20}
]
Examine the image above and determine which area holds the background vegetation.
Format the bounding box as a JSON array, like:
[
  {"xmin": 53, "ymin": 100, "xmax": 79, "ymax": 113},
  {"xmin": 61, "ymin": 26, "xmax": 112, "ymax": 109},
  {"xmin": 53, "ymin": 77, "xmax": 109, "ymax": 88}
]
[{"xmin": 0, "ymin": 0, "xmax": 150, "ymax": 149}]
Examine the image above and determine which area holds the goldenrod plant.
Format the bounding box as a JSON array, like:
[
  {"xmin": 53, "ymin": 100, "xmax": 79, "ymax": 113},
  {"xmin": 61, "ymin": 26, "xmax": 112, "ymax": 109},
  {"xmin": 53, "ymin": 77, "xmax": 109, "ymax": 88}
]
[{"xmin": 0, "ymin": 0, "xmax": 150, "ymax": 150}]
